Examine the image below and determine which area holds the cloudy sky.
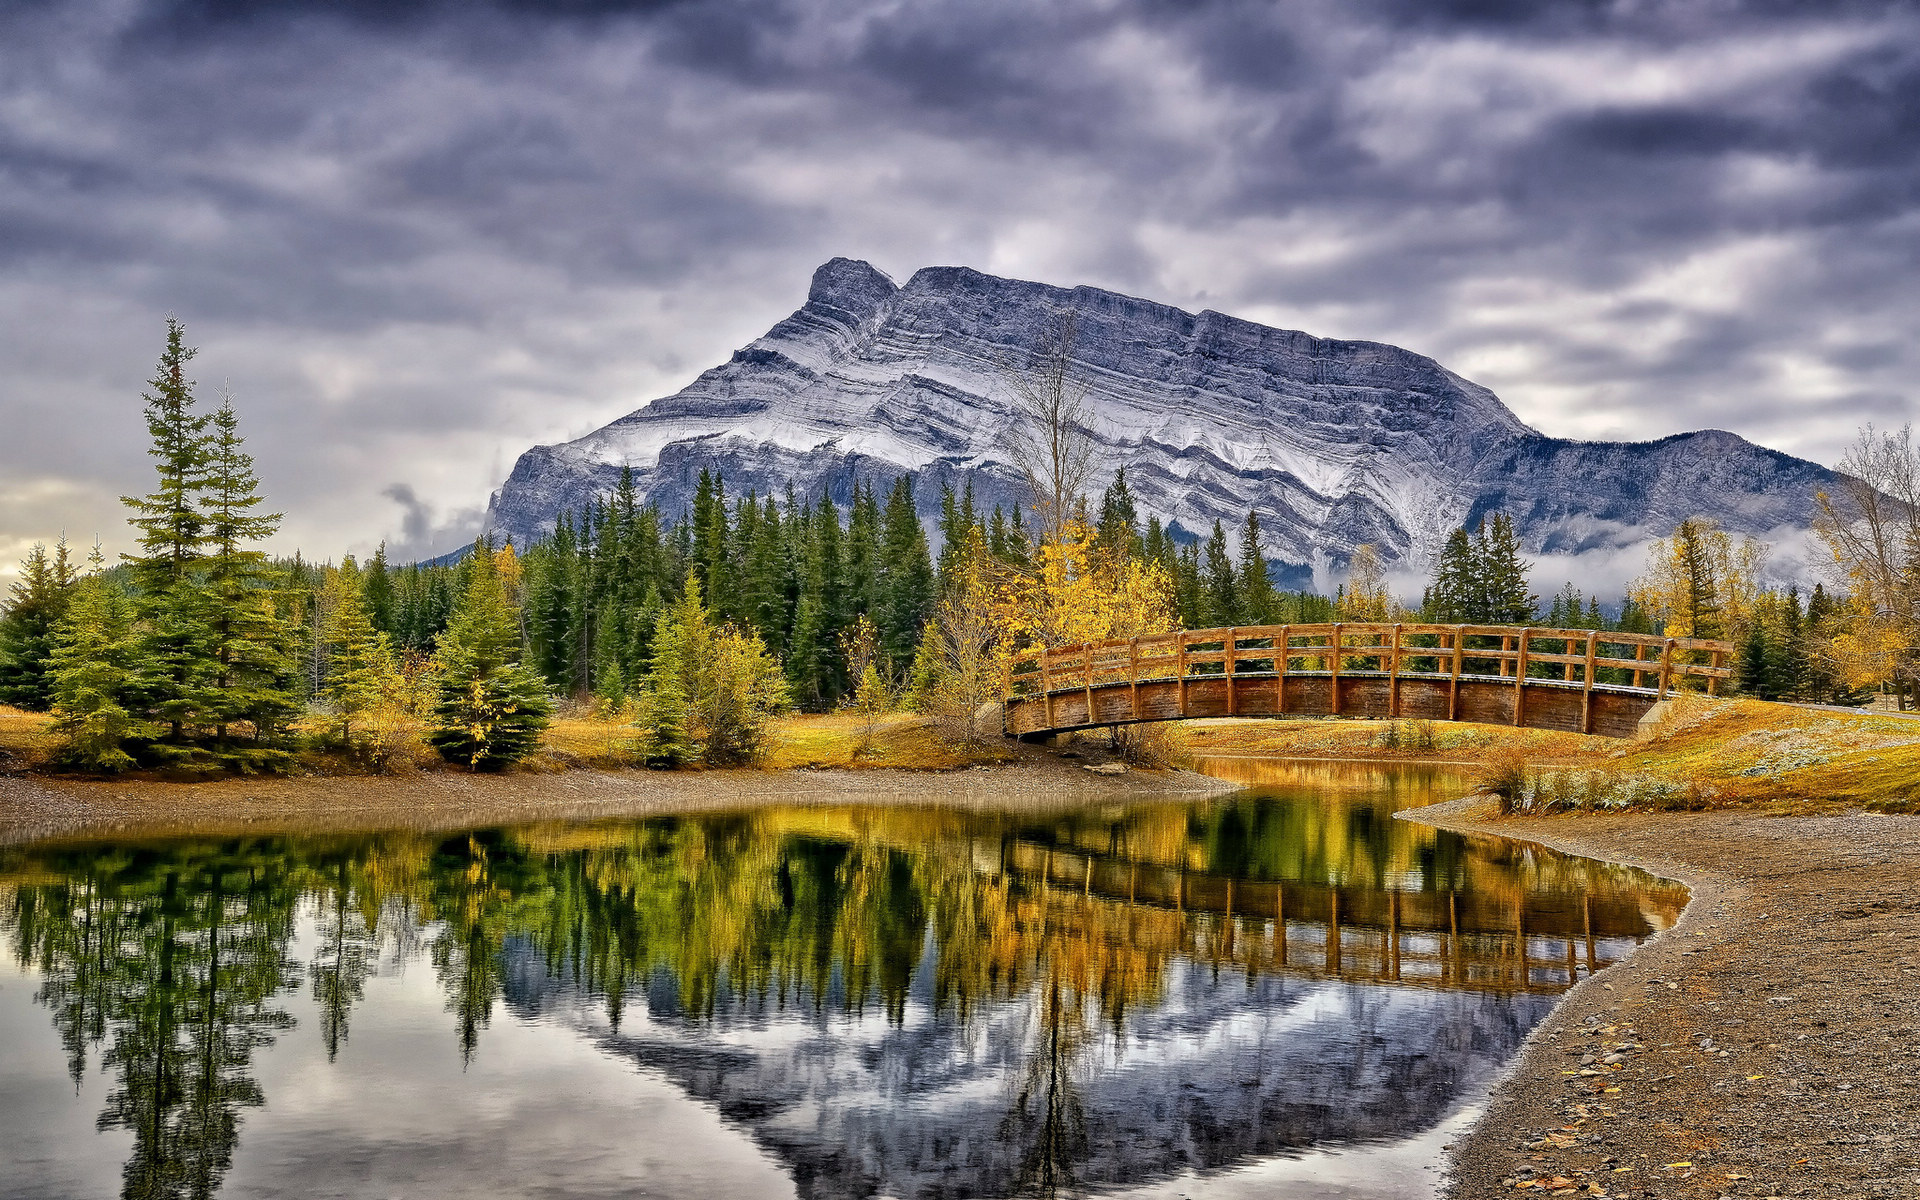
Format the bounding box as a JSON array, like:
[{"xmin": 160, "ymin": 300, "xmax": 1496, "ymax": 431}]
[{"xmin": 3, "ymin": 0, "xmax": 1916, "ymax": 572}]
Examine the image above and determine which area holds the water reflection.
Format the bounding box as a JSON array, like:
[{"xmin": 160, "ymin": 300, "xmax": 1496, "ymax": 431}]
[{"xmin": 0, "ymin": 783, "xmax": 1684, "ymax": 1200}]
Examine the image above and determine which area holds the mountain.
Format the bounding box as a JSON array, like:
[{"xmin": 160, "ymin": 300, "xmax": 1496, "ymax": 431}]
[{"xmin": 485, "ymin": 257, "xmax": 1841, "ymax": 585}]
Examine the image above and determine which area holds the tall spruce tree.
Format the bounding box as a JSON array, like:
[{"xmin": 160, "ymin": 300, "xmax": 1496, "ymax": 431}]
[
  {"xmin": 877, "ymin": 476, "xmax": 934, "ymax": 665},
  {"xmin": 121, "ymin": 318, "xmax": 215, "ymax": 742},
  {"xmin": 1424, "ymin": 528, "xmax": 1477, "ymax": 622},
  {"xmin": 1478, "ymin": 513, "xmax": 1537, "ymax": 624},
  {"xmin": 363, "ymin": 543, "xmax": 396, "ymax": 634},
  {"xmin": 201, "ymin": 397, "xmax": 299, "ymax": 749},
  {"xmin": 1238, "ymin": 512, "xmax": 1275, "ymax": 624},
  {"xmin": 1096, "ymin": 469, "xmax": 1143, "ymax": 561},
  {"xmin": 1201, "ymin": 520, "xmax": 1241, "ymax": 625},
  {"xmin": 0, "ymin": 538, "xmax": 78, "ymax": 711}
]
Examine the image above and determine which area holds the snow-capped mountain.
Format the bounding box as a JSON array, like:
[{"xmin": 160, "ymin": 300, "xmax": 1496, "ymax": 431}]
[{"xmin": 485, "ymin": 257, "xmax": 1839, "ymax": 584}]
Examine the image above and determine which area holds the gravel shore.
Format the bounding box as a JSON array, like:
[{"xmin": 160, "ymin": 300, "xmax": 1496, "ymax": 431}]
[{"xmin": 1405, "ymin": 798, "xmax": 1920, "ymax": 1200}]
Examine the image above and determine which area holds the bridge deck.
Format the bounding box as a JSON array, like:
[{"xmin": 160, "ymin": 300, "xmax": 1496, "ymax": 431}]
[{"xmin": 1005, "ymin": 622, "xmax": 1734, "ymax": 740}]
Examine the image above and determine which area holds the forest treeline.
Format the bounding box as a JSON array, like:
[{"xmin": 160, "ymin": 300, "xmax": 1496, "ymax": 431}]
[{"xmin": 0, "ymin": 321, "xmax": 1909, "ymax": 774}]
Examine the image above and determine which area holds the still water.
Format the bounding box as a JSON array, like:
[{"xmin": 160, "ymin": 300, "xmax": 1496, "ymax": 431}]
[{"xmin": 0, "ymin": 762, "xmax": 1685, "ymax": 1200}]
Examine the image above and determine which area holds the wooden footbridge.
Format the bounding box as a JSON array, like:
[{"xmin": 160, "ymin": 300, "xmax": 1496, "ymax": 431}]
[{"xmin": 1004, "ymin": 623, "xmax": 1734, "ymax": 741}]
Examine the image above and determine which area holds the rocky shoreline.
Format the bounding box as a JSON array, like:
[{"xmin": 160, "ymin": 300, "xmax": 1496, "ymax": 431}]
[{"xmin": 1404, "ymin": 797, "xmax": 1920, "ymax": 1199}]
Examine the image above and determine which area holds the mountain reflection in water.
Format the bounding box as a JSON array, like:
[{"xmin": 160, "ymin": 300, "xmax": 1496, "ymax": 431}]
[{"xmin": 0, "ymin": 777, "xmax": 1685, "ymax": 1200}]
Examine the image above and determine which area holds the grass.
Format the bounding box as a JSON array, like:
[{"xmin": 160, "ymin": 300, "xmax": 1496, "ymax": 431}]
[
  {"xmin": 0, "ymin": 703, "xmax": 1014, "ymax": 778},
  {"xmin": 9, "ymin": 692, "xmax": 1920, "ymax": 809}
]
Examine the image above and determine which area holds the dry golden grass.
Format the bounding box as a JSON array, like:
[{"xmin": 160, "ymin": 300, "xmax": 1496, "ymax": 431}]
[
  {"xmin": 0, "ymin": 705, "xmax": 58, "ymax": 770},
  {"xmin": 1169, "ymin": 700, "xmax": 1920, "ymax": 814},
  {"xmin": 1603, "ymin": 695, "xmax": 1920, "ymax": 812},
  {"xmin": 1169, "ymin": 716, "xmax": 1600, "ymax": 764},
  {"xmin": 759, "ymin": 712, "xmax": 1018, "ymax": 771}
]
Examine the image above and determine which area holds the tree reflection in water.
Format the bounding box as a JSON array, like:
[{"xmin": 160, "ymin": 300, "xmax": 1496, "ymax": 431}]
[{"xmin": 0, "ymin": 789, "xmax": 1686, "ymax": 1200}]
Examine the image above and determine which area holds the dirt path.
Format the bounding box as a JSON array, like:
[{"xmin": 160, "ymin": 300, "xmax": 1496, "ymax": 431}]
[
  {"xmin": 0, "ymin": 756, "xmax": 1231, "ymax": 846},
  {"xmin": 1404, "ymin": 799, "xmax": 1920, "ymax": 1199}
]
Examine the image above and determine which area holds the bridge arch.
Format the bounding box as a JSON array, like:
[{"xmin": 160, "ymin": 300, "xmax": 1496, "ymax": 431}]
[{"xmin": 1003, "ymin": 623, "xmax": 1733, "ymax": 742}]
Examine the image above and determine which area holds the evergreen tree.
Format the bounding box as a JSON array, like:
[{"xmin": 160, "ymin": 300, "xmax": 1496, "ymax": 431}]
[
  {"xmin": 1424, "ymin": 528, "xmax": 1477, "ymax": 622},
  {"xmin": 121, "ymin": 318, "xmax": 215, "ymax": 742},
  {"xmin": 637, "ymin": 574, "xmax": 707, "ymax": 766},
  {"xmin": 427, "ymin": 542, "xmax": 553, "ymax": 769},
  {"xmin": 1238, "ymin": 511, "xmax": 1275, "ymax": 624},
  {"xmin": 48, "ymin": 551, "xmax": 148, "ymax": 773},
  {"xmin": 0, "ymin": 538, "xmax": 78, "ymax": 711},
  {"xmin": 323, "ymin": 558, "xmax": 392, "ymax": 747},
  {"xmin": 844, "ymin": 481, "xmax": 882, "ymax": 620},
  {"xmin": 1674, "ymin": 518, "xmax": 1724, "ymax": 639},
  {"xmin": 877, "ymin": 476, "xmax": 934, "ymax": 665},
  {"xmin": 1478, "ymin": 513, "xmax": 1537, "ymax": 624},
  {"xmin": 200, "ymin": 397, "xmax": 298, "ymax": 749},
  {"xmin": 1777, "ymin": 585, "xmax": 1808, "ymax": 699},
  {"xmin": 1096, "ymin": 469, "xmax": 1143, "ymax": 561},
  {"xmin": 1201, "ymin": 520, "xmax": 1241, "ymax": 625},
  {"xmin": 363, "ymin": 543, "xmax": 397, "ymax": 635},
  {"xmin": 1735, "ymin": 623, "xmax": 1776, "ymax": 699},
  {"xmin": 786, "ymin": 493, "xmax": 845, "ymax": 706}
]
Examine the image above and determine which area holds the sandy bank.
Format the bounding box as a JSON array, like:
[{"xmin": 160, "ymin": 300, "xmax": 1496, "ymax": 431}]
[{"xmin": 0, "ymin": 755, "xmax": 1233, "ymax": 846}]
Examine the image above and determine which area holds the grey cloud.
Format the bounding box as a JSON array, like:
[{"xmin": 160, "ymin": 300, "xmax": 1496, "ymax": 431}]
[{"xmin": 0, "ymin": 0, "xmax": 1916, "ymax": 572}]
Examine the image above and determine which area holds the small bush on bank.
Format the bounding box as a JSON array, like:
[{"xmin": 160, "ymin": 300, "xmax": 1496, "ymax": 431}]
[{"xmin": 1480, "ymin": 758, "xmax": 1716, "ymax": 815}]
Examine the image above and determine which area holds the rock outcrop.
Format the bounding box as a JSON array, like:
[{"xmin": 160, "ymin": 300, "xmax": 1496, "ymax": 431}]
[{"xmin": 486, "ymin": 258, "xmax": 1840, "ymax": 582}]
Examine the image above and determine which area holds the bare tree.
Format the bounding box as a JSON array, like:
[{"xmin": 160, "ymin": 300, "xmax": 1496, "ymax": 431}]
[
  {"xmin": 1002, "ymin": 307, "xmax": 1097, "ymax": 543},
  {"xmin": 1813, "ymin": 423, "xmax": 1920, "ymax": 689}
]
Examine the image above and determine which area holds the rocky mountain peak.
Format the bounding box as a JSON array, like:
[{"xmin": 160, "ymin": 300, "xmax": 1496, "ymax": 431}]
[{"xmin": 484, "ymin": 258, "xmax": 1840, "ymax": 586}]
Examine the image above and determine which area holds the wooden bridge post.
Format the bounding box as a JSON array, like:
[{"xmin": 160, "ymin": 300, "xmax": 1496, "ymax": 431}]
[
  {"xmin": 1581, "ymin": 630, "xmax": 1598, "ymax": 734},
  {"xmin": 1657, "ymin": 639, "xmax": 1677, "ymax": 699},
  {"xmin": 1041, "ymin": 649, "xmax": 1054, "ymax": 730},
  {"xmin": 1225, "ymin": 627, "xmax": 1238, "ymax": 716},
  {"xmin": 1128, "ymin": 637, "xmax": 1140, "ymax": 720},
  {"xmin": 1330, "ymin": 623, "xmax": 1344, "ymax": 715},
  {"xmin": 1177, "ymin": 635, "xmax": 1189, "ymax": 717},
  {"xmin": 1389, "ymin": 623, "xmax": 1404, "ymax": 718},
  {"xmin": 1708, "ymin": 647, "xmax": 1724, "ymax": 696},
  {"xmin": 1512, "ymin": 629, "xmax": 1530, "ymax": 726},
  {"xmin": 1277, "ymin": 625, "xmax": 1291, "ymax": 713},
  {"xmin": 1633, "ymin": 641, "xmax": 1648, "ymax": 690},
  {"xmin": 1449, "ymin": 629, "xmax": 1464, "ymax": 720},
  {"xmin": 1084, "ymin": 642, "xmax": 1095, "ymax": 724}
]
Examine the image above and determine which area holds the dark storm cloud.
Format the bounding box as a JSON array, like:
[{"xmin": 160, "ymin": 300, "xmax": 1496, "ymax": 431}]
[{"xmin": 1, "ymin": 0, "xmax": 1917, "ymax": 567}]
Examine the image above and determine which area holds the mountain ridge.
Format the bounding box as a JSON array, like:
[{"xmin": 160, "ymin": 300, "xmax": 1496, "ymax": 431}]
[{"xmin": 485, "ymin": 258, "xmax": 1839, "ymax": 585}]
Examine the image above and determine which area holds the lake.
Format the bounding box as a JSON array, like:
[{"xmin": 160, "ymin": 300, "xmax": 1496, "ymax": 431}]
[{"xmin": 0, "ymin": 761, "xmax": 1685, "ymax": 1199}]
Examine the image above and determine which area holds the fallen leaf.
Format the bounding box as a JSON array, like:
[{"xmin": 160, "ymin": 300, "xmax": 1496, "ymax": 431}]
[{"xmin": 1665, "ymin": 1162, "xmax": 1693, "ymax": 1169}]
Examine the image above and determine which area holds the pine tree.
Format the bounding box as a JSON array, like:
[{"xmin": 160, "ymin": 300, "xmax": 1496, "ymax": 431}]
[
  {"xmin": 1674, "ymin": 518, "xmax": 1724, "ymax": 639},
  {"xmin": 877, "ymin": 476, "xmax": 934, "ymax": 665},
  {"xmin": 637, "ymin": 574, "xmax": 706, "ymax": 766},
  {"xmin": 200, "ymin": 396, "xmax": 299, "ymax": 751},
  {"xmin": 48, "ymin": 551, "xmax": 148, "ymax": 773},
  {"xmin": 363, "ymin": 543, "xmax": 397, "ymax": 634},
  {"xmin": 323, "ymin": 558, "xmax": 392, "ymax": 747},
  {"xmin": 1735, "ymin": 623, "xmax": 1775, "ymax": 699},
  {"xmin": 1202, "ymin": 520, "xmax": 1241, "ymax": 625},
  {"xmin": 1238, "ymin": 511, "xmax": 1275, "ymax": 623},
  {"xmin": 1478, "ymin": 513, "xmax": 1537, "ymax": 625},
  {"xmin": 427, "ymin": 542, "xmax": 553, "ymax": 769},
  {"xmin": 844, "ymin": 481, "xmax": 882, "ymax": 619},
  {"xmin": 121, "ymin": 318, "xmax": 215, "ymax": 742},
  {"xmin": 0, "ymin": 538, "xmax": 78, "ymax": 711},
  {"xmin": 1424, "ymin": 529, "xmax": 1476, "ymax": 622},
  {"xmin": 1096, "ymin": 469, "xmax": 1143, "ymax": 561}
]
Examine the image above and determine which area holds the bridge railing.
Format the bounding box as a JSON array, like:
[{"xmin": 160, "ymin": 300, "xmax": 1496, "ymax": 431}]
[{"xmin": 1005, "ymin": 622, "xmax": 1734, "ymax": 706}]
